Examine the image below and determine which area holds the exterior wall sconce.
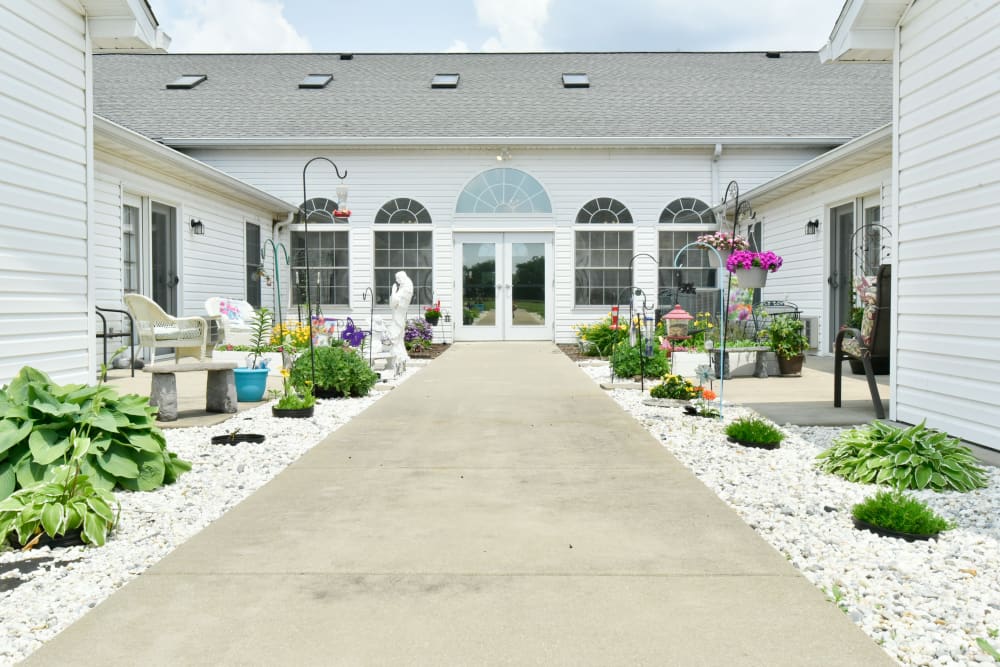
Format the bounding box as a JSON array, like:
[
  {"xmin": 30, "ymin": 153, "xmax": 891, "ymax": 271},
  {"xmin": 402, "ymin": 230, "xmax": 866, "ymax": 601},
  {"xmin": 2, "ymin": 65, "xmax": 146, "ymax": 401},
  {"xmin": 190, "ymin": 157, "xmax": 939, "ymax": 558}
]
[
  {"xmin": 496, "ymin": 147, "xmax": 512, "ymax": 161},
  {"xmin": 805, "ymin": 219, "xmax": 820, "ymax": 235},
  {"xmin": 190, "ymin": 219, "xmax": 205, "ymax": 235}
]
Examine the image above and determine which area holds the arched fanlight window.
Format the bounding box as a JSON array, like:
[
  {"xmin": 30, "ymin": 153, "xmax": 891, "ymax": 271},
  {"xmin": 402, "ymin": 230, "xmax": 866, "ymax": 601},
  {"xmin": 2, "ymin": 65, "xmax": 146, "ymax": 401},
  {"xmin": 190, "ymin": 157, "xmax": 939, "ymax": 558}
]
[
  {"xmin": 455, "ymin": 168, "xmax": 552, "ymax": 213},
  {"xmin": 374, "ymin": 198, "xmax": 432, "ymax": 224},
  {"xmin": 659, "ymin": 197, "xmax": 716, "ymax": 225},
  {"xmin": 295, "ymin": 197, "xmax": 344, "ymax": 224},
  {"xmin": 576, "ymin": 198, "xmax": 633, "ymax": 224}
]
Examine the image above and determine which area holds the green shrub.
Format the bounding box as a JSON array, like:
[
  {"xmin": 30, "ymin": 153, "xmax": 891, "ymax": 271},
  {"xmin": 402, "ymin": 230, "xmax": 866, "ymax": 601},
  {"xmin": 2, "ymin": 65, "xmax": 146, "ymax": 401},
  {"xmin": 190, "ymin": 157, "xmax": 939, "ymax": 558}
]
[
  {"xmin": 852, "ymin": 490, "xmax": 953, "ymax": 536},
  {"xmin": 611, "ymin": 343, "xmax": 670, "ymax": 379},
  {"xmin": 725, "ymin": 417, "xmax": 784, "ymax": 445},
  {"xmin": 0, "ymin": 367, "xmax": 191, "ymax": 500},
  {"xmin": 290, "ymin": 345, "xmax": 378, "ymax": 398},
  {"xmin": 765, "ymin": 314, "xmax": 809, "ymax": 359},
  {"xmin": 816, "ymin": 421, "xmax": 987, "ymax": 492},
  {"xmin": 575, "ymin": 316, "xmax": 627, "ymax": 357},
  {"xmin": 650, "ymin": 374, "xmax": 702, "ymax": 400}
]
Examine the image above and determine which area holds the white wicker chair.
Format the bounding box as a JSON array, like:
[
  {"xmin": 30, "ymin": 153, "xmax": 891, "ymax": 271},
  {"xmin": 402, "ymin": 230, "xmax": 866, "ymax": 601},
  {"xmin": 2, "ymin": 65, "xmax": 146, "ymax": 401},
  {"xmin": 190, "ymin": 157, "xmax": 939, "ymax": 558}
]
[
  {"xmin": 204, "ymin": 297, "xmax": 257, "ymax": 346},
  {"xmin": 124, "ymin": 294, "xmax": 208, "ymax": 363}
]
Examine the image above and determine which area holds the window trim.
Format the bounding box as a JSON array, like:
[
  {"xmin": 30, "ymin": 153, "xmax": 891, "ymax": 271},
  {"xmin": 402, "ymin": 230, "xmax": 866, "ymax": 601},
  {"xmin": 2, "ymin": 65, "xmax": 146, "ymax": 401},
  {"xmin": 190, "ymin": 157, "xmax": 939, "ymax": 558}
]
[
  {"xmin": 372, "ymin": 227, "xmax": 434, "ymax": 306},
  {"xmin": 659, "ymin": 197, "xmax": 717, "ymax": 226},
  {"xmin": 289, "ymin": 228, "xmax": 351, "ymax": 307},
  {"xmin": 573, "ymin": 228, "xmax": 635, "ymax": 307}
]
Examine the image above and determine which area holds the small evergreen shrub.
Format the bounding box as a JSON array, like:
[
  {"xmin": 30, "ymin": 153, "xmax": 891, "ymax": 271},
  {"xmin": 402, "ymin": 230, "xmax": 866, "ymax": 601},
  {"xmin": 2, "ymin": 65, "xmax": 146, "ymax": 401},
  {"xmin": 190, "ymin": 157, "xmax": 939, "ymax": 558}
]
[
  {"xmin": 650, "ymin": 374, "xmax": 702, "ymax": 400},
  {"xmin": 725, "ymin": 417, "xmax": 784, "ymax": 445},
  {"xmin": 290, "ymin": 345, "xmax": 378, "ymax": 398},
  {"xmin": 852, "ymin": 490, "xmax": 953, "ymax": 536},
  {"xmin": 816, "ymin": 421, "xmax": 987, "ymax": 492}
]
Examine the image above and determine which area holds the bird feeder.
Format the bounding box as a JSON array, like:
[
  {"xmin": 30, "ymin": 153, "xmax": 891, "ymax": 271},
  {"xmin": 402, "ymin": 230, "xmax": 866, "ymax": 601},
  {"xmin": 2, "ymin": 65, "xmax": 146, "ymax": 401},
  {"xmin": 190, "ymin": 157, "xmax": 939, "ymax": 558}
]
[{"xmin": 663, "ymin": 304, "xmax": 693, "ymax": 338}]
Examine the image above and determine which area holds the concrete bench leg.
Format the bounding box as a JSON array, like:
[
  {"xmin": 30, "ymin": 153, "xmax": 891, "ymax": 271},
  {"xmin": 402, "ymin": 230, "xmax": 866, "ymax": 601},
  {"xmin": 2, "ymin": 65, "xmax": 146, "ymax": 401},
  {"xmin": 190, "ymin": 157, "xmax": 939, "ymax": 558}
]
[
  {"xmin": 150, "ymin": 373, "xmax": 178, "ymax": 422},
  {"xmin": 206, "ymin": 369, "xmax": 237, "ymax": 414},
  {"xmin": 753, "ymin": 351, "xmax": 769, "ymax": 378}
]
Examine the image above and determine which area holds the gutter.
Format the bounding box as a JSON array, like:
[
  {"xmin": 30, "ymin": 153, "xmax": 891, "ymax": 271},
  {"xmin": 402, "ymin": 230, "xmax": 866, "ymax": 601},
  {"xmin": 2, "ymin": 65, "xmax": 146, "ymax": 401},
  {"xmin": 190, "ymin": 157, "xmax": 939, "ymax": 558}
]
[
  {"xmin": 94, "ymin": 115, "xmax": 296, "ymax": 215},
  {"xmin": 157, "ymin": 135, "xmax": 854, "ymax": 149}
]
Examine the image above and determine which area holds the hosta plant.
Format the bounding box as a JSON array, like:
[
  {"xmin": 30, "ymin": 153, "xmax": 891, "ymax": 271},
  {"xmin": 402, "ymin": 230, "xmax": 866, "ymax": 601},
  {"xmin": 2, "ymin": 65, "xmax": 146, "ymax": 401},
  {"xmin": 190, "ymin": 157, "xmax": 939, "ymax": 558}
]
[
  {"xmin": 0, "ymin": 367, "xmax": 191, "ymax": 500},
  {"xmin": 725, "ymin": 417, "xmax": 784, "ymax": 446},
  {"xmin": 0, "ymin": 430, "xmax": 119, "ymax": 548},
  {"xmin": 852, "ymin": 490, "xmax": 953, "ymax": 536},
  {"xmin": 816, "ymin": 420, "xmax": 987, "ymax": 492}
]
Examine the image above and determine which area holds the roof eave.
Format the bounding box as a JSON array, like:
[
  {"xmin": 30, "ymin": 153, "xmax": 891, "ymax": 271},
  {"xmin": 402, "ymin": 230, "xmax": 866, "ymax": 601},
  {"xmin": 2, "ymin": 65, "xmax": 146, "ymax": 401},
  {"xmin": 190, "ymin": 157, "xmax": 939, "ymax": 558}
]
[{"xmin": 158, "ymin": 136, "xmax": 855, "ymax": 149}]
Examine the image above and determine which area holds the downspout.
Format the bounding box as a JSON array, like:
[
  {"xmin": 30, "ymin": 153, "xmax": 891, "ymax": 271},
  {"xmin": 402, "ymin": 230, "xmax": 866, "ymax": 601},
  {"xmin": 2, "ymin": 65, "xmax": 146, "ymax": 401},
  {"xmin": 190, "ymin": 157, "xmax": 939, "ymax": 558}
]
[
  {"xmin": 84, "ymin": 11, "xmax": 98, "ymax": 382},
  {"xmin": 711, "ymin": 143, "xmax": 723, "ymax": 212}
]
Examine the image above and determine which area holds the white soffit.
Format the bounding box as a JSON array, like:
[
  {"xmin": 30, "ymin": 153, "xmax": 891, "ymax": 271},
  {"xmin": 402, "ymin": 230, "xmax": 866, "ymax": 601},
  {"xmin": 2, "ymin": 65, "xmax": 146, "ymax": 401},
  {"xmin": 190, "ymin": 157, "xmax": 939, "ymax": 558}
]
[{"xmin": 820, "ymin": 0, "xmax": 909, "ymax": 63}]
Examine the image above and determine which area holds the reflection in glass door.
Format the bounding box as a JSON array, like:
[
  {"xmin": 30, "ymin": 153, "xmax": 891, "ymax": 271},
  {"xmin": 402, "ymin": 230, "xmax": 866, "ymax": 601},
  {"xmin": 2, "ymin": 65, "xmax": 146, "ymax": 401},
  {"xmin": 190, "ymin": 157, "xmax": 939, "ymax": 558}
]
[
  {"xmin": 829, "ymin": 202, "xmax": 854, "ymax": 349},
  {"xmin": 454, "ymin": 233, "xmax": 552, "ymax": 341},
  {"xmin": 150, "ymin": 201, "xmax": 178, "ymax": 315}
]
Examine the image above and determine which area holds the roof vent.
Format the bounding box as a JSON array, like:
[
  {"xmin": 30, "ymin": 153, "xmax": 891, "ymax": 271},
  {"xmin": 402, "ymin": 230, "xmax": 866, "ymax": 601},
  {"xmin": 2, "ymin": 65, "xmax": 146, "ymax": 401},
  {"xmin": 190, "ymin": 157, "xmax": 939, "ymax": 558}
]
[
  {"xmin": 431, "ymin": 73, "xmax": 460, "ymax": 89},
  {"xmin": 562, "ymin": 73, "xmax": 589, "ymax": 88},
  {"xmin": 166, "ymin": 74, "xmax": 207, "ymax": 89},
  {"xmin": 299, "ymin": 74, "xmax": 333, "ymax": 89},
  {"xmin": 340, "ymin": 54, "xmax": 354, "ymax": 60},
  {"xmin": 765, "ymin": 51, "xmax": 781, "ymax": 59}
]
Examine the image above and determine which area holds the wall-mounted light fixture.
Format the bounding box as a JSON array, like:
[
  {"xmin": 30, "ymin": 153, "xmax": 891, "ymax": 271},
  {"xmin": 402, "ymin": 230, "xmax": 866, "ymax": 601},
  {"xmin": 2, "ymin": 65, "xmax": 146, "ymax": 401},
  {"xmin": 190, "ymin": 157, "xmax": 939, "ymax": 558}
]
[
  {"xmin": 805, "ymin": 219, "xmax": 820, "ymax": 235},
  {"xmin": 496, "ymin": 147, "xmax": 512, "ymax": 162},
  {"xmin": 190, "ymin": 218, "xmax": 205, "ymax": 235}
]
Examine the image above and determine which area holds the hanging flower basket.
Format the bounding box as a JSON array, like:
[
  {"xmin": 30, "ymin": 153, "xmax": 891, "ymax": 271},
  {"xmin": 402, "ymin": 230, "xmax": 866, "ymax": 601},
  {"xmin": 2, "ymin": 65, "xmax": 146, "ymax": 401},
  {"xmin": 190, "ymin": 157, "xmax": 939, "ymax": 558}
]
[{"xmin": 734, "ymin": 267, "xmax": 768, "ymax": 288}]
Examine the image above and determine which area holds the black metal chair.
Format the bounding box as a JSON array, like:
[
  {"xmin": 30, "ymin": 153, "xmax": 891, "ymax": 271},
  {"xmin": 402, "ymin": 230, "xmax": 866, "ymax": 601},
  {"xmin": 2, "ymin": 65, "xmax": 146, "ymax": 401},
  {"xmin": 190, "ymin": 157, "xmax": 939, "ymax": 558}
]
[
  {"xmin": 95, "ymin": 305, "xmax": 135, "ymax": 380},
  {"xmin": 834, "ymin": 263, "xmax": 891, "ymax": 418}
]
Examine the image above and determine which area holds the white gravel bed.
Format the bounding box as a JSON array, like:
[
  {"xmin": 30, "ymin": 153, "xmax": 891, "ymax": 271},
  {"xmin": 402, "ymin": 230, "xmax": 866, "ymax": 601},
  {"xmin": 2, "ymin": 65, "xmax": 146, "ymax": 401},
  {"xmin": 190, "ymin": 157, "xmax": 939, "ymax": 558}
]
[
  {"xmin": 0, "ymin": 362, "xmax": 426, "ymax": 665},
  {"xmin": 581, "ymin": 362, "xmax": 1000, "ymax": 666}
]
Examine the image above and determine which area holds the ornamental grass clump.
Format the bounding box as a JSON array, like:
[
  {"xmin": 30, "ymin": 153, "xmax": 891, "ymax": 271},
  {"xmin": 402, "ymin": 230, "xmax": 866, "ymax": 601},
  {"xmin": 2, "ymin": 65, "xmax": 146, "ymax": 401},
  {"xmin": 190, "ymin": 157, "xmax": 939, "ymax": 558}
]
[
  {"xmin": 725, "ymin": 417, "xmax": 784, "ymax": 446},
  {"xmin": 852, "ymin": 490, "xmax": 954, "ymax": 536},
  {"xmin": 816, "ymin": 420, "xmax": 987, "ymax": 492}
]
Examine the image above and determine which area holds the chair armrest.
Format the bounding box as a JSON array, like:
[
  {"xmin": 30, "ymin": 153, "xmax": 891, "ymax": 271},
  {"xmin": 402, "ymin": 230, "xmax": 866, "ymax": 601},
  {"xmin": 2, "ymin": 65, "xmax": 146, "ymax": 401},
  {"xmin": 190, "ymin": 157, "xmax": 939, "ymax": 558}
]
[{"xmin": 835, "ymin": 326, "xmax": 863, "ymax": 354}]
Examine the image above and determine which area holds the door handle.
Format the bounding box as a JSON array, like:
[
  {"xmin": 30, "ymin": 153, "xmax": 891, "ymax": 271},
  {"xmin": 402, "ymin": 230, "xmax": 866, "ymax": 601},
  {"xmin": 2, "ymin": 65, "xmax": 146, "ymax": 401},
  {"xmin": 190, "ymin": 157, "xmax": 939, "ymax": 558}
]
[
  {"xmin": 171, "ymin": 275, "xmax": 180, "ymax": 287},
  {"xmin": 827, "ymin": 272, "xmax": 838, "ymax": 288}
]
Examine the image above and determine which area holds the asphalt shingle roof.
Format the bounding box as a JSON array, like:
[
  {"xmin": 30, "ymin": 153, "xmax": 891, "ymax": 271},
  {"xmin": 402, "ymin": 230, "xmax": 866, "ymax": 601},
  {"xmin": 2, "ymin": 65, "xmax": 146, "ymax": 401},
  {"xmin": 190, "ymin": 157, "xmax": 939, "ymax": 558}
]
[{"xmin": 93, "ymin": 52, "xmax": 892, "ymax": 141}]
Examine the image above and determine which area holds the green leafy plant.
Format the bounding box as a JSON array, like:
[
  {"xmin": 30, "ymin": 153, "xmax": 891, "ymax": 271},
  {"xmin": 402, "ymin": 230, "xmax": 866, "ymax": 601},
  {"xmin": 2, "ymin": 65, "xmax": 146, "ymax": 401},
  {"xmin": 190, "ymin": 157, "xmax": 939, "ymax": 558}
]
[
  {"xmin": 574, "ymin": 315, "xmax": 627, "ymax": 357},
  {"xmin": 851, "ymin": 490, "xmax": 954, "ymax": 536},
  {"xmin": 0, "ymin": 367, "xmax": 191, "ymax": 500},
  {"xmin": 268, "ymin": 368, "xmax": 316, "ymax": 410},
  {"xmin": 246, "ymin": 307, "xmax": 273, "ymax": 369},
  {"xmin": 650, "ymin": 374, "xmax": 703, "ymax": 400},
  {"xmin": 725, "ymin": 417, "xmax": 784, "ymax": 445},
  {"xmin": 978, "ymin": 638, "xmax": 1000, "ymax": 662},
  {"xmin": 611, "ymin": 343, "xmax": 670, "ymax": 379},
  {"xmin": 765, "ymin": 314, "xmax": 810, "ymax": 359},
  {"xmin": 816, "ymin": 421, "xmax": 987, "ymax": 492},
  {"xmin": 289, "ymin": 345, "xmax": 378, "ymax": 398},
  {"xmin": 0, "ymin": 429, "xmax": 119, "ymax": 548}
]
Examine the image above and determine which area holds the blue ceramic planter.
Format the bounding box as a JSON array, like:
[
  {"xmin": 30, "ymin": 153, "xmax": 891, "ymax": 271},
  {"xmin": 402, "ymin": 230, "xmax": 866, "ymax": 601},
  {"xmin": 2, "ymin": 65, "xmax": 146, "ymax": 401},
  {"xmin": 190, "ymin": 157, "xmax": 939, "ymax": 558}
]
[{"xmin": 233, "ymin": 367, "xmax": 269, "ymax": 402}]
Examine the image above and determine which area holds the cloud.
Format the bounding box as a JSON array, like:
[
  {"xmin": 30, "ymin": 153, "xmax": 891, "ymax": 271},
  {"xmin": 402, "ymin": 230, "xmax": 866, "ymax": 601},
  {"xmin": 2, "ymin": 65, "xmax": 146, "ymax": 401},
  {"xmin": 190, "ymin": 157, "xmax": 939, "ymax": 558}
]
[
  {"xmin": 475, "ymin": 0, "xmax": 552, "ymax": 51},
  {"xmin": 163, "ymin": 0, "xmax": 311, "ymax": 53},
  {"xmin": 446, "ymin": 39, "xmax": 472, "ymax": 53}
]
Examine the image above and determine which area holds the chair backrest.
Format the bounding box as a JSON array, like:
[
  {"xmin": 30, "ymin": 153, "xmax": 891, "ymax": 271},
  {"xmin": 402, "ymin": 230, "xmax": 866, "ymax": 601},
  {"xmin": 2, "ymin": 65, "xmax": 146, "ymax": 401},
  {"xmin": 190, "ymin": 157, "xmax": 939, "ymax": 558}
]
[
  {"xmin": 124, "ymin": 294, "xmax": 171, "ymax": 347},
  {"xmin": 869, "ymin": 263, "xmax": 892, "ymax": 358},
  {"xmin": 205, "ymin": 297, "xmax": 255, "ymax": 326}
]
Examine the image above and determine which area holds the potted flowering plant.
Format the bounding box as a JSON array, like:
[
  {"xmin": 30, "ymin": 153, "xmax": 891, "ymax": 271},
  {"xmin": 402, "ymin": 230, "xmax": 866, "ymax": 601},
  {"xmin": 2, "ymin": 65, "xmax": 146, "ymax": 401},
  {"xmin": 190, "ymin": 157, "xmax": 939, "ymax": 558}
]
[
  {"xmin": 696, "ymin": 231, "xmax": 749, "ymax": 268},
  {"xmin": 424, "ymin": 303, "xmax": 442, "ymax": 326},
  {"xmin": 726, "ymin": 250, "xmax": 783, "ymax": 288},
  {"xmin": 233, "ymin": 307, "xmax": 272, "ymax": 402},
  {"xmin": 270, "ymin": 367, "xmax": 316, "ymax": 418}
]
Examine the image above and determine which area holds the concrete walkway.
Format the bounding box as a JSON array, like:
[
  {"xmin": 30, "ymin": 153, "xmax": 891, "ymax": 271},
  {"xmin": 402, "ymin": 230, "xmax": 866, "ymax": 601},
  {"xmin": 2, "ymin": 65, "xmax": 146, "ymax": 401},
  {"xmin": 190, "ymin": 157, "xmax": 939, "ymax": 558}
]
[{"xmin": 30, "ymin": 343, "xmax": 890, "ymax": 666}]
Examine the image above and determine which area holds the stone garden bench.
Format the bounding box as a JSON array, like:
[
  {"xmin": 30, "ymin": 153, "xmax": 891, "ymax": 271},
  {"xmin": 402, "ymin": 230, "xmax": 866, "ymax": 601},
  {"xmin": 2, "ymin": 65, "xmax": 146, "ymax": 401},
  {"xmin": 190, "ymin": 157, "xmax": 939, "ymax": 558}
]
[{"xmin": 143, "ymin": 361, "xmax": 238, "ymax": 422}]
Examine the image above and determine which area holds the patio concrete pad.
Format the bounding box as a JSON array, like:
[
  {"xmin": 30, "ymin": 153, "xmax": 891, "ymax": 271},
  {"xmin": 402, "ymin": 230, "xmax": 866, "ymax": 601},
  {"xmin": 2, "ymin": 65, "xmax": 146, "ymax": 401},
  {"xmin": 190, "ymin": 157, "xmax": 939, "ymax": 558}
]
[
  {"xmin": 28, "ymin": 342, "xmax": 891, "ymax": 665},
  {"xmin": 28, "ymin": 573, "xmax": 888, "ymax": 666}
]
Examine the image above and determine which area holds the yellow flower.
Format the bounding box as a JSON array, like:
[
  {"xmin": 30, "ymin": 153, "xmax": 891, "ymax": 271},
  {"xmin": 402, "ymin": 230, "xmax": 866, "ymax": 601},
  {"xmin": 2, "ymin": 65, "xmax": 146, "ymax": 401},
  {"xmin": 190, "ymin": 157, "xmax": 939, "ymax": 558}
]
[{"xmin": 281, "ymin": 368, "xmax": 290, "ymax": 378}]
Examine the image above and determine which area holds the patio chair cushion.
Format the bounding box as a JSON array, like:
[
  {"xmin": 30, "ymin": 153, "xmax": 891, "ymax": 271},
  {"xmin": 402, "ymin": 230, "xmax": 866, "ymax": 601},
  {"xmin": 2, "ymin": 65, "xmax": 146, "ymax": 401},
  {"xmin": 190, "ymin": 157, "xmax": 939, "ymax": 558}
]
[{"xmin": 153, "ymin": 324, "xmax": 204, "ymax": 341}]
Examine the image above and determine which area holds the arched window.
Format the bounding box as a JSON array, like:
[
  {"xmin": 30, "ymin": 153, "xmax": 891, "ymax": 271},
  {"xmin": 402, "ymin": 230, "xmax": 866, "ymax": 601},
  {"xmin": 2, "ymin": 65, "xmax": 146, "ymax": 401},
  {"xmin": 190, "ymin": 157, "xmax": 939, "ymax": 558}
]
[
  {"xmin": 658, "ymin": 198, "xmax": 717, "ymax": 301},
  {"xmin": 576, "ymin": 198, "xmax": 633, "ymax": 224},
  {"xmin": 573, "ymin": 198, "xmax": 633, "ymax": 305},
  {"xmin": 295, "ymin": 197, "xmax": 344, "ymax": 224},
  {"xmin": 456, "ymin": 168, "xmax": 552, "ymax": 213},
  {"xmin": 373, "ymin": 198, "xmax": 433, "ymax": 305},
  {"xmin": 374, "ymin": 198, "xmax": 431, "ymax": 224},
  {"xmin": 659, "ymin": 197, "xmax": 715, "ymax": 225}
]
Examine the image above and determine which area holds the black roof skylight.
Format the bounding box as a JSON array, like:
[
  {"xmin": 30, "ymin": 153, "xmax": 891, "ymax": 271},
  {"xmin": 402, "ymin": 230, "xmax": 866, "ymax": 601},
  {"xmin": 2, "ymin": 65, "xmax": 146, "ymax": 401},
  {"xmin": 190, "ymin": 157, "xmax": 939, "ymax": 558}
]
[
  {"xmin": 562, "ymin": 73, "xmax": 589, "ymax": 88},
  {"xmin": 431, "ymin": 73, "xmax": 460, "ymax": 89},
  {"xmin": 299, "ymin": 74, "xmax": 333, "ymax": 89},
  {"xmin": 166, "ymin": 74, "xmax": 207, "ymax": 89}
]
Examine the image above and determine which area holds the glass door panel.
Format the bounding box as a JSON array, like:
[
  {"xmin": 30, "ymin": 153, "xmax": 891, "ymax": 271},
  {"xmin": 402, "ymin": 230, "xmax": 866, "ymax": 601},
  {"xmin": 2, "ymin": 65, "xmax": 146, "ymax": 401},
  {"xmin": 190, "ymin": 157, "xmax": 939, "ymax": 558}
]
[
  {"xmin": 829, "ymin": 202, "xmax": 854, "ymax": 350},
  {"xmin": 150, "ymin": 201, "xmax": 178, "ymax": 315},
  {"xmin": 456, "ymin": 236, "xmax": 503, "ymax": 340}
]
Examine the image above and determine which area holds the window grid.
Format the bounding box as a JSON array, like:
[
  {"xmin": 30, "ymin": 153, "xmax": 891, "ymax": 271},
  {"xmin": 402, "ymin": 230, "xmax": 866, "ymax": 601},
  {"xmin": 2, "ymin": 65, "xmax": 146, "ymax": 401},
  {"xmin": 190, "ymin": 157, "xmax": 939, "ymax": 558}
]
[
  {"xmin": 576, "ymin": 197, "xmax": 633, "ymax": 224},
  {"xmin": 296, "ymin": 197, "xmax": 345, "ymax": 224},
  {"xmin": 659, "ymin": 197, "xmax": 716, "ymax": 225},
  {"xmin": 658, "ymin": 230, "xmax": 717, "ymax": 301},
  {"xmin": 456, "ymin": 168, "xmax": 552, "ymax": 214},
  {"xmin": 122, "ymin": 205, "xmax": 139, "ymax": 294},
  {"xmin": 291, "ymin": 230, "xmax": 349, "ymax": 305},
  {"xmin": 374, "ymin": 230, "xmax": 433, "ymax": 305},
  {"xmin": 575, "ymin": 230, "xmax": 633, "ymax": 306},
  {"xmin": 245, "ymin": 223, "xmax": 261, "ymax": 308},
  {"xmin": 374, "ymin": 198, "xmax": 432, "ymax": 224}
]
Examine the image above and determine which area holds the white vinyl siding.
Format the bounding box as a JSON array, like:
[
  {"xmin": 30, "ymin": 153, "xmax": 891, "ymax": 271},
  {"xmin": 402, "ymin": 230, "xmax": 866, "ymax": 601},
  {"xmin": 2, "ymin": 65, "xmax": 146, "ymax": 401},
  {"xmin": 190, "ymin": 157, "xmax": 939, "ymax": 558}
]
[
  {"xmin": 893, "ymin": 0, "xmax": 1000, "ymax": 447},
  {"xmin": 187, "ymin": 145, "xmax": 832, "ymax": 343},
  {"xmin": 751, "ymin": 157, "xmax": 892, "ymax": 353},
  {"xmin": 0, "ymin": 2, "xmax": 90, "ymax": 384}
]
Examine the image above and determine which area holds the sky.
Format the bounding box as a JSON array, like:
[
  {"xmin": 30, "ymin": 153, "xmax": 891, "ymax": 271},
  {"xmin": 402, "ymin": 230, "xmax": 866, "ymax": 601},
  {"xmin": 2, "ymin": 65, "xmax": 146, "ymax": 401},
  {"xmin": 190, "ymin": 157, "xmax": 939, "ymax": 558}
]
[{"xmin": 149, "ymin": 0, "xmax": 848, "ymax": 54}]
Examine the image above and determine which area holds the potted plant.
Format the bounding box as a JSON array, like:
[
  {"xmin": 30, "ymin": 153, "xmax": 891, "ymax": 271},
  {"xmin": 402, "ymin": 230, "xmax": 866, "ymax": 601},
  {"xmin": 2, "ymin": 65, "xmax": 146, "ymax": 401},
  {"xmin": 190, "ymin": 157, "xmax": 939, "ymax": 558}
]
[
  {"xmin": 270, "ymin": 368, "xmax": 316, "ymax": 418},
  {"xmin": 424, "ymin": 303, "xmax": 442, "ymax": 326},
  {"xmin": 405, "ymin": 318, "xmax": 434, "ymax": 355},
  {"xmin": 766, "ymin": 315, "xmax": 809, "ymax": 376},
  {"xmin": 851, "ymin": 490, "xmax": 953, "ymax": 542},
  {"xmin": 724, "ymin": 416, "xmax": 783, "ymax": 449},
  {"xmin": 726, "ymin": 250, "xmax": 783, "ymax": 288},
  {"xmin": 696, "ymin": 231, "xmax": 749, "ymax": 268},
  {"xmin": 233, "ymin": 307, "xmax": 272, "ymax": 402}
]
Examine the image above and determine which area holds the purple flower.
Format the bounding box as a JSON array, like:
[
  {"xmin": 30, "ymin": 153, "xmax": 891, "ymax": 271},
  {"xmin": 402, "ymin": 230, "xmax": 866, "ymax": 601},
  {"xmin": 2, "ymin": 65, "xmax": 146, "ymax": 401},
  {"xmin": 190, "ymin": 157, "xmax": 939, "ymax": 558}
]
[
  {"xmin": 726, "ymin": 250, "xmax": 783, "ymax": 273},
  {"xmin": 341, "ymin": 317, "xmax": 367, "ymax": 347}
]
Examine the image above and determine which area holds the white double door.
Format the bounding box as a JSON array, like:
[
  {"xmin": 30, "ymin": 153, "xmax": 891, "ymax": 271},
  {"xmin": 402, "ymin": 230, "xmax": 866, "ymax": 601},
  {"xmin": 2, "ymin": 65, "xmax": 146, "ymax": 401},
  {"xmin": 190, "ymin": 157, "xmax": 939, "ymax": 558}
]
[{"xmin": 454, "ymin": 233, "xmax": 553, "ymax": 341}]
